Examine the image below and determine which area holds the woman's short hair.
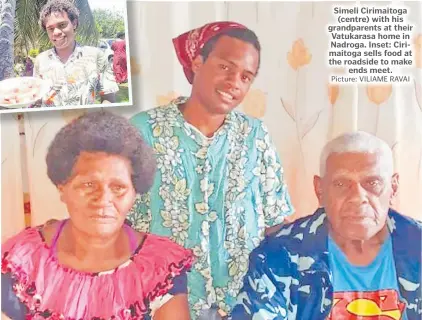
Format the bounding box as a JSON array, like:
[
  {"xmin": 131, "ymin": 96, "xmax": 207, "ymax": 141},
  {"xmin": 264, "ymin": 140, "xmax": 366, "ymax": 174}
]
[{"xmin": 46, "ymin": 111, "xmax": 157, "ymax": 194}]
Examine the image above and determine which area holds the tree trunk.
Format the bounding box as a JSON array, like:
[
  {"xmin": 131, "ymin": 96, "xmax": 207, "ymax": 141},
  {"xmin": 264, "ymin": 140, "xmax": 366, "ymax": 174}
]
[{"xmin": 0, "ymin": 0, "xmax": 15, "ymax": 80}]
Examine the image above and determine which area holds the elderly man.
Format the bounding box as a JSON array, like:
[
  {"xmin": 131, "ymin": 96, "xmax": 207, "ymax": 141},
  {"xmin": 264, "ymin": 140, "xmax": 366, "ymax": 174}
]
[
  {"xmin": 33, "ymin": 0, "xmax": 118, "ymax": 107},
  {"xmin": 129, "ymin": 21, "xmax": 294, "ymax": 318},
  {"xmin": 232, "ymin": 131, "xmax": 421, "ymax": 320}
]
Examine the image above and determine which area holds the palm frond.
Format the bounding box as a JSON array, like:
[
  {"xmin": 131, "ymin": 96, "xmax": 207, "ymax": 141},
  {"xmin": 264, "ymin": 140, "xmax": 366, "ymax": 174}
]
[
  {"xmin": 73, "ymin": 0, "xmax": 98, "ymax": 46},
  {"xmin": 15, "ymin": 0, "xmax": 42, "ymax": 54}
]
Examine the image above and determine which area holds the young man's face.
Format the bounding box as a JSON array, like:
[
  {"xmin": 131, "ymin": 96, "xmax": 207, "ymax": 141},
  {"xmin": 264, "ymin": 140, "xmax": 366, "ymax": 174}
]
[
  {"xmin": 191, "ymin": 35, "xmax": 259, "ymax": 115},
  {"xmin": 45, "ymin": 11, "xmax": 77, "ymax": 51}
]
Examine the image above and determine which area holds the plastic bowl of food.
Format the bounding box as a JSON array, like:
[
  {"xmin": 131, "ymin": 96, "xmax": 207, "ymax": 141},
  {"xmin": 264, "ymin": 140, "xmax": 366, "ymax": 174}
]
[{"xmin": 0, "ymin": 77, "xmax": 52, "ymax": 108}]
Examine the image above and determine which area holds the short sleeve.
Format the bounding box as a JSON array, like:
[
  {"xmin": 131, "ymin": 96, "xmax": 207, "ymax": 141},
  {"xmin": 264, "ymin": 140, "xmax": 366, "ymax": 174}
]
[
  {"xmin": 148, "ymin": 272, "xmax": 188, "ymax": 316},
  {"xmin": 1, "ymin": 273, "xmax": 27, "ymax": 320},
  {"xmin": 128, "ymin": 111, "xmax": 155, "ymax": 232},
  {"xmin": 130, "ymin": 110, "xmax": 154, "ymax": 143},
  {"xmin": 168, "ymin": 272, "xmax": 188, "ymax": 295},
  {"xmin": 97, "ymin": 49, "xmax": 119, "ymax": 95}
]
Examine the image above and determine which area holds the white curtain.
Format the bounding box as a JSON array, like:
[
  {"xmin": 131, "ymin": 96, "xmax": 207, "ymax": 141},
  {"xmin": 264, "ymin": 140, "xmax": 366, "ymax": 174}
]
[
  {"xmin": 1, "ymin": 114, "xmax": 25, "ymax": 241},
  {"xmin": 2, "ymin": 1, "xmax": 421, "ymax": 229}
]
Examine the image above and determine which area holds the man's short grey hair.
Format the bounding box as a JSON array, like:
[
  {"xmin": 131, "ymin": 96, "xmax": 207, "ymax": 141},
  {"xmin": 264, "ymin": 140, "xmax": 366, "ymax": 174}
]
[{"xmin": 319, "ymin": 131, "xmax": 394, "ymax": 177}]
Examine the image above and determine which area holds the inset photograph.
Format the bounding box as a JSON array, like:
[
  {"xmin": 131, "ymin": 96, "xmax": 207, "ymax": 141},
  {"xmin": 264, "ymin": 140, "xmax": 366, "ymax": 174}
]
[{"xmin": 0, "ymin": 0, "xmax": 131, "ymax": 113}]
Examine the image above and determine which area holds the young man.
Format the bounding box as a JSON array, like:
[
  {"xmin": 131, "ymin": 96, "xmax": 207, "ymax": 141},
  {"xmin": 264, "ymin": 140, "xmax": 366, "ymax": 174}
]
[
  {"xmin": 232, "ymin": 131, "xmax": 421, "ymax": 320},
  {"xmin": 33, "ymin": 0, "xmax": 118, "ymax": 107},
  {"xmin": 129, "ymin": 22, "xmax": 294, "ymax": 318}
]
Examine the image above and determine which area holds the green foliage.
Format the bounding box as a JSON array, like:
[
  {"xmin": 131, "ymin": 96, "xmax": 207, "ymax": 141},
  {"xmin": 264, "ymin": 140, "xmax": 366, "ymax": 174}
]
[
  {"xmin": 28, "ymin": 48, "xmax": 40, "ymax": 57},
  {"xmin": 92, "ymin": 9, "xmax": 125, "ymax": 39},
  {"xmin": 14, "ymin": 63, "xmax": 25, "ymax": 76}
]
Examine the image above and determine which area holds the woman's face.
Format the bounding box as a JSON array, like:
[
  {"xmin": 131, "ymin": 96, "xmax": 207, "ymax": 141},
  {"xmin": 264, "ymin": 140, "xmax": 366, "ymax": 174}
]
[{"xmin": 58, "ymin": 151, "xmax": 136, "ymax": 237}]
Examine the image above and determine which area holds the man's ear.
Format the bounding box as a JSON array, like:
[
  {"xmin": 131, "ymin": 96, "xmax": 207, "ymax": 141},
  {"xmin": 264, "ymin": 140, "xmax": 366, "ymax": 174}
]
[
  {"xmin": 390, "ymin": 173, "xmax": 399, "ymax": 205},
  {"xmin": 192, "ymin": 55, "xmax": 204, "ymax": 75},
  {"xmin": 313, "ymin": 175, "xmax": 323, "ymax": 207},
  {"xmin": 72, "ymin": 19, "xmax": 78, "ymax": 31}
]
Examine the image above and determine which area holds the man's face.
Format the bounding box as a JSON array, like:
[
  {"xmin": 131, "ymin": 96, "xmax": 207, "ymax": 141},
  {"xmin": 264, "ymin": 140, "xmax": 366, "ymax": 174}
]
[
  {"xmin": 45, "ymin": 11, "xmax": 77, "ymax": 51},
  {"xmin": 314, "ymin": 152, "xmax": 398, "ymax": 241},
  {"xmin": 191, "ymin": 35, "xmax": 259, "ymax": 115}
]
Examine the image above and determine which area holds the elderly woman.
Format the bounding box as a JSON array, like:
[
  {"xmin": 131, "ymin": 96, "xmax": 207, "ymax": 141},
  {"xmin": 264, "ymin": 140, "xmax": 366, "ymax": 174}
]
[{"xmin": 1, "ymin": 112, "xmax": 193, "ymax": 319}]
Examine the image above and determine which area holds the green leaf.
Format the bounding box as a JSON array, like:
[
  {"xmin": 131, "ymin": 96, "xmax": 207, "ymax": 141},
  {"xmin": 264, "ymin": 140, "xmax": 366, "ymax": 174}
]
[
  {"xmin": 154, "ymin": 143, "xmax": 165, "ymax": 154},
  {"xmin": 228, "ymin": 261, "xmax": 239, "ymax": 277},
  {"xmin": 162, "ymin": 220, "xmax": 173, "ymax": 228},
  {"xmin": 152, "ymin": 125, "xmax": 162, "ymax": 137},
  {"xmin": 175, "ymin": 179, "xmax": 187, "ymax": 194},
  {"xmin": 160, "ymin": 210, "xmax": 171, "ymax": 221}
]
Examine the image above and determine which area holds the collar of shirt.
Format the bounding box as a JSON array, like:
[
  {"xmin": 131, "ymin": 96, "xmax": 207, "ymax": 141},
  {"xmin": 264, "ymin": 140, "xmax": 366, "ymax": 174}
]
[
  {"xmin": 295, "ymin": 208, "xmax": 421, "ymax": 318},
  {"xmin": 172, "ymin": 96, "xmax": 237, "ymax": 147},
  {"xmin": 48, "ymin": 42, "xmax": 83, "ymax": 65}
]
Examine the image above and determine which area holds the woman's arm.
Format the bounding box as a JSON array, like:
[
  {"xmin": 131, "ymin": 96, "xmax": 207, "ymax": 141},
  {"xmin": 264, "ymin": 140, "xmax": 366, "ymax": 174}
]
[
  {"xmin": 153, "ymin": 294, "xmax": 190, "ymax": 320},
  {"xmin": 152, "ymin": 271, "xmax": 191, "ymax": 320}
]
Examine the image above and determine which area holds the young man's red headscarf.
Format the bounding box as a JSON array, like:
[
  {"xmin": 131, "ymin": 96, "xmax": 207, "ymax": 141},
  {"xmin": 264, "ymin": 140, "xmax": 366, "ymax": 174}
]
[{"xmin": 172, "ymin": 21, "xmax": 247, "ymax": 84}]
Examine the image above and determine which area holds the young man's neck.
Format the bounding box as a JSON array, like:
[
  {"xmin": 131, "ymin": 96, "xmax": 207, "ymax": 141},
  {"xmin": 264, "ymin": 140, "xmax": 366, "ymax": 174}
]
[
  {"xmin": 180, "ymin": 96, "xmax": 226, "ymax": 138},
  {"xmin": 55, "ymin": 41, "xmax": 76, "ymax": 63},
  {"xmin": 329, "ymin": 224, "xmax": 389, "ymax": 267}
]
